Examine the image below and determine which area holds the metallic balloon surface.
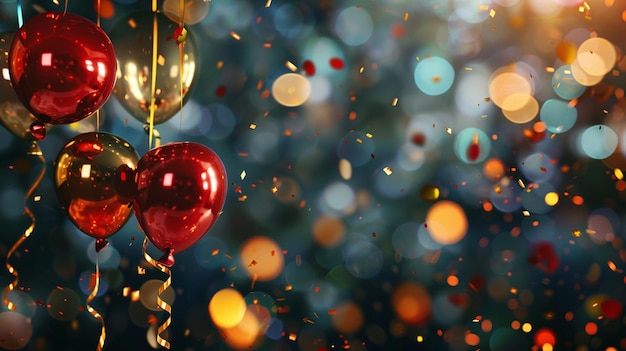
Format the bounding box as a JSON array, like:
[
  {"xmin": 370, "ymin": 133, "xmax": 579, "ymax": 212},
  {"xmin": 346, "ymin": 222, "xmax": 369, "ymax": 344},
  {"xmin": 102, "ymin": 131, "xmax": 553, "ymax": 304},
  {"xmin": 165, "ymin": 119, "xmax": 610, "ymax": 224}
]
[
  {"xmin": 54, "ymin": 132, "xmax": 139, "ymax": 239},
  {"xmin": 0, "ymin": 31, "xmax": 38, "ymax": 139},
  {"xmin": 8, "ymin": 12, "xmax": 117, "ymax": 126},
  {"xmin": 134, "ymin": 142, "xmax": 227, "ymax": 256},
  {"xmin": 109, "ymin": 12, "xmax": 198, "ymax": 125}
]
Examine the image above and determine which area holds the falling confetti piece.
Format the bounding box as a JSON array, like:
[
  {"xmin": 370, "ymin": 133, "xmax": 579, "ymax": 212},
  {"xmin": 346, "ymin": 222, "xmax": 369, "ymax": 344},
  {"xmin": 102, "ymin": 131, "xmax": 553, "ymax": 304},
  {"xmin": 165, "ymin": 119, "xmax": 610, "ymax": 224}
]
[
  {"xmin": 383, "ymin": 167, "xmax": 393, "ymax": 175},
  {"xmin": 329, "ymin": 57, "xmax": 345, "ymax": 69},
  {"xmin": 240, "ymin": 170, "xmax": 246, "ymax": 180}
]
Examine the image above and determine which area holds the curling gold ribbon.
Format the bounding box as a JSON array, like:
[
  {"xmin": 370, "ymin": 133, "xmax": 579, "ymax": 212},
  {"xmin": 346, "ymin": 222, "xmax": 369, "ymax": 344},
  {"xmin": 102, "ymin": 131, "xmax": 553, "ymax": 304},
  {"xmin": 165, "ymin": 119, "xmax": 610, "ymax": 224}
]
[
  {"xmin": 85, "ymin": 254, "xmax": 106, "ymax": 351},
  {"xmin": 3, "ymin": 141, "xmax": 45, "ymax": 311},
  {"xmin": 147, "ymin": 0, "xmax": 159, "ymax": 149},
  {"xmin": 142, "ymin": 237, "xmax": 172, "ymax": 349}
]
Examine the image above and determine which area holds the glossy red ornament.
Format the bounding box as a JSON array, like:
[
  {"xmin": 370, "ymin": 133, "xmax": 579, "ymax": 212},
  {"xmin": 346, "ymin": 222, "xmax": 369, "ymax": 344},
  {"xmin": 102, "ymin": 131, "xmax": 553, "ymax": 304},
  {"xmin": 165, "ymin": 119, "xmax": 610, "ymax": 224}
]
[
  {"xmin": 9, "ymin": 12, "xmax": 117, "ymax": 129},
  {"xmin": 134, "ymin": 142, "xmax": 227, "ymax": 266},
  {"xmin": 54, "ymin": 133, "xmax": 139, "ymax": 249}
]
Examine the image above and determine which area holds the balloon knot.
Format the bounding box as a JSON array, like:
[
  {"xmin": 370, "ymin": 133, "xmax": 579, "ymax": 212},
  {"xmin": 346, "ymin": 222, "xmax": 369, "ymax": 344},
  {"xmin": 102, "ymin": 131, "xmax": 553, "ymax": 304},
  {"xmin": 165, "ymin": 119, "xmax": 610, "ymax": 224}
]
[{"xmin": 158, "ymin": 249, "xmax": 175, "ymax": 267}]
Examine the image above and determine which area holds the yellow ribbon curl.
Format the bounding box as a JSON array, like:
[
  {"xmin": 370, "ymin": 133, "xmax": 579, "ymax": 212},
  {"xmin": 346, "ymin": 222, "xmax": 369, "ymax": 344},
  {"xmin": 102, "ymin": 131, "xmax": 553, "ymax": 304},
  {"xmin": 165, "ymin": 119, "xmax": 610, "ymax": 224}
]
[
  {"xmin": 142, "ymin": 237, "xmax": 172, "ymax": 349},
  {"xmin": 86, "ymin": 256, "xmax": 106, "ymax": 351},
  {"xmin": 3, "ymin": 141, "xmax": 45, "ymax": 311}
]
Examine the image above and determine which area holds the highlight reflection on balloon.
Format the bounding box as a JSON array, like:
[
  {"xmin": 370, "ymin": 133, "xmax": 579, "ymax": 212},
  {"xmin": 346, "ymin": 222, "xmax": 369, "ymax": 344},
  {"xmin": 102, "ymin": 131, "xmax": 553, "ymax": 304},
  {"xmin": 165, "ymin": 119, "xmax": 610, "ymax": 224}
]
[
  {"xmin": 8, "ymin": 13, "xmax": 117, "ymax": 127},
  {"xmin": 133, "ymin": 142, "xmax": 227, "ymax": 266},
  {"xmin": 109, "ymin": 12, "xmax": 198, "ymax": 125},
  {"xmin": 0, "ymin": 31, "xmax": 38, "ymax": 140},
  {"xmin": 54, "ymin": 132, "xmax": 139, "ymax": 242}
]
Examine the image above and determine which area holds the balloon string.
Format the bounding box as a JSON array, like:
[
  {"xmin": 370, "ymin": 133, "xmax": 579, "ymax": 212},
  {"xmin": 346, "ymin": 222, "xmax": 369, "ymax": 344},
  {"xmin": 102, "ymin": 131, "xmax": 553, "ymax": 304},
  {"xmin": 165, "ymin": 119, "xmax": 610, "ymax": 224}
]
[
  {"xmin": 63, "ymin": 0, "xmax": 69, "ymax": 16},
  {"xmin": 86, "ymin": 253, "xmax": 106, "ymax": 351},
  {"xmin": 16, "ymin": 0, "xmax": 23, "ymax": 28},
  {"xmin": 142, "ymin": 238, "xmax": 172, "ymax": 349},
  {"xmin": 96, "ymin": 0, "xmax": 101, "ymax": 27},
  {"xmin": 178, "ymin": 0, "xmax": 185, "ymax": 131},
  {"xmin": 95, "ymin": 0, "xmax": 101, "ymax": 132},
  {"xmin": 3, "ymin": 142, "xmax": 45, "ymax": 311},
  {"xmin": 147, "ymin": 9, "xmax": 158, "ymax": 149}
]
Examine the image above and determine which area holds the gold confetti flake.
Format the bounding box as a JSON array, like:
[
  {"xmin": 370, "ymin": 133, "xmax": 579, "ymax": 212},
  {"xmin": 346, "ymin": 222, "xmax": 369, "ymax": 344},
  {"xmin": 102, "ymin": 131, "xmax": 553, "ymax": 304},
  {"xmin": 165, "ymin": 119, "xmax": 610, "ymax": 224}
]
[
  {"xmin": 240, "ymin": 170, "xmax": 247, "ymax": 180},
  {"xmin": 366, "ymin": 133, "xmax": 373, "ymax": 138},
  {"xmin": 249, "ymin": 123, "xmax": 256, "ymax": 129},
  {"xmin": 518, "ymin": 179, "xmax": 525, "ymax": 188},
  {"xmin": 157, "ymin": 55, "xmax": 165, "ymax": 66},
  {"xmin": 545, "ymin": 67, "xmax": 555, "ymax": 73},
  {"xmin": 265, "ymin": 0, "xmax": 272, "ymax": 7},
  {"xmin": 572, "ymin": 229, "xmax": 581, "ymax": 237},
  {"xmin": 383, "ymin": 166, "xmax": 393, "ymax": 175},
  {"xmin": 446, "ymin": 127, "xmax": 452, "ymax": 134},
  {"xmin": 403, "ymin": 12, "xmax": 409, "ymax": 21},
  {"xmin": 230, "ymin": 32, "xmax": 241, "ymax": 40},
  {"xmin": 615, "ymin": 168, "xmax": 624, "ymax": 180},
  {"xmin": 212, "ymin": 249, "xmax": 219, "ymax": 256},
  {"xmin": 285, "ymin": 61, "xmax": 297, "ymax": 72},
  {"xmin": 137, "ymin": 266, "xmax": 146, "ymax": 275},
  {"xmin": 288, "ymin": 333, "xmax": 296, "ymax": 341},
  {"xmin": 33, "ymin": 195, "xmax": 41, "ymax": 202},
  {"xmin": 489, "ymin": 9, "xmax": 496, "ymax": 17},
  {"xmin": 272, "ymin": 186, "xmax": 278, "ymax": 194},
  {"xmin": 608, "ymin": 261, "xmax": 619, "ymax": 272},
  {"xmin": 522, "ymin": 210, "xmax": 530, "ymax": 217},
  {"xmin": 392, "ymin": 97, "xmax": 399, "ymax": 107},
  {"xmin": 356, "ymin": 138, "xmax": 363, "ymax": 144},
  {"xmin": 359, "ymin": 66, "xmax": 365, "ymax": 73}
]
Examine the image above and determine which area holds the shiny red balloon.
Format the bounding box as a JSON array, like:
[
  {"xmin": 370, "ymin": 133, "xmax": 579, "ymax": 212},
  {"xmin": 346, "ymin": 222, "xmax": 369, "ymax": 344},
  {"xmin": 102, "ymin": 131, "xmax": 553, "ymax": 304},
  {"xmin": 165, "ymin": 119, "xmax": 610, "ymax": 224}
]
[
  {"xmin": 54, "ymin": 133, "xmax": 139, "ymax": 248},
  {"xmin": 134, "ymin": 142, "xmax": 227, "ymax": 266},
  {"xmin": 9, "ymin": 12, "xmax": 117, "ymax": 128}
]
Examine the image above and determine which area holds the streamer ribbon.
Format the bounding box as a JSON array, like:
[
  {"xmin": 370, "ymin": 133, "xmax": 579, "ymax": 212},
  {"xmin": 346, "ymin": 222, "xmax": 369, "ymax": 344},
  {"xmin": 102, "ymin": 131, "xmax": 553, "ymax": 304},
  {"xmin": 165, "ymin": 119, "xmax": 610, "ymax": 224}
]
[
  {"xmin": 86, "ymin": 253, "xmax": 106, "ymax": 351},
  {"xmin": 142, "ymin": 237, "xmax": 172, "ymax": 349},
  {"xmin": 3, "ymin": 141, "xmax": 45, "ymax": 311}
]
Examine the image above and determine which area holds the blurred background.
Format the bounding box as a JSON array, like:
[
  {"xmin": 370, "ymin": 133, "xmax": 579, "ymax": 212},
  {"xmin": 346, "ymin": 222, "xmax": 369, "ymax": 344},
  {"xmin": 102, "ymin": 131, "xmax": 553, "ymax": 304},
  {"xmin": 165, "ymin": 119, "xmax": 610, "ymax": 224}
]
[{"xmin": 1, "ymin": 0, "xmax": 626, "ymax": 350}]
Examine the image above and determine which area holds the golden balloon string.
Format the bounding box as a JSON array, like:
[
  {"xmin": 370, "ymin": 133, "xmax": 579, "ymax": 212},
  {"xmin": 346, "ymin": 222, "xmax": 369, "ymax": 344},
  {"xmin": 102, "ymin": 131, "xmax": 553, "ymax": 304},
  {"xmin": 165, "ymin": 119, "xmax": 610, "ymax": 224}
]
[
  {"xmin": 3, "ymin": 141, "xmax": 45, "ymax": 311},
  {"xmin": 178, "ymin": 0, "xmax": 186, "ymax": 130},
  {"xmin": 85, "ymin": 253, "xmax": 106, "ymax": 351},
  {"xmin": 147, "ymin": 0, "xmax": 159, "ymax": 149},
  {"xmin": 142, "ymin": 237, "xmax": 172, "ymax": 349},
  {"xmin": 95, "ymin": 0, "xmax": 101, "ymax": 131}
]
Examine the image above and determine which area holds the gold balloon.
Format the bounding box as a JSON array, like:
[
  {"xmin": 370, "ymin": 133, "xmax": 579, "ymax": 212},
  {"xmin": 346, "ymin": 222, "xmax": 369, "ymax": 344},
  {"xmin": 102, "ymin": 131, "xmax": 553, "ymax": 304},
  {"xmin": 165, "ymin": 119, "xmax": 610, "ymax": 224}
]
[
  {"xmin": 0, "ymin": 31, "xmax": 38, "ymax": 139},
  {"xmin": 54, "ymin": 132, "xmax": 139, "ymax": 240},
  {"xmin": 109, "ymin": 12, "xmax": 197, "ymax": 125}
]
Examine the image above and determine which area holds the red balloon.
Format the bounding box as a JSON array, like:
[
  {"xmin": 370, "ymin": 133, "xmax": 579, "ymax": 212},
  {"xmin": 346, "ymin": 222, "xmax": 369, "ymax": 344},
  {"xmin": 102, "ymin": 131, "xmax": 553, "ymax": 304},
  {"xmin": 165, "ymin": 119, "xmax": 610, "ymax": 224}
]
[
  {"xmin": 54, "ymin": 132, "xmax": 139, "ymax": 249},
  {"xmin": 134, "ymin": 142, "xmax": 227, "ymax": 266},
  {"xmin": 9, "ymin": 12, "xmax": 117, "ymax": 128}
]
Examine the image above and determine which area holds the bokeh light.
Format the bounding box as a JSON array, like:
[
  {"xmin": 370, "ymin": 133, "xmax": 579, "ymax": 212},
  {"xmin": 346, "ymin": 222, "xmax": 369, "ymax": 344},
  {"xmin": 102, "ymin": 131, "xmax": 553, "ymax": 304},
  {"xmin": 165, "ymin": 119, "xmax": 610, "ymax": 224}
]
[
  {"xmin": 391, "ymin": 281, "xmax": 432, "ymax": 325},
  {"xmin": 239, "ymin": 236, "xmax": 285, "ymax": 281},
  {"xmin": 209, "ymin": 288, "xmax": 247, "ymax": 328},
  {"xmin": 579, "ymin": 124, "xmax": 618, "ymax": 159},
  {"xmin": 271, "ymin": 73, "xmax": 311, "ymax": 107},
  {"xmin": 414, "ymin": 57, "xmax": 455, "ymax": 96},
  {"xmin": 425, "ymin": 200, "xmax": 468, "ymax": 245}
]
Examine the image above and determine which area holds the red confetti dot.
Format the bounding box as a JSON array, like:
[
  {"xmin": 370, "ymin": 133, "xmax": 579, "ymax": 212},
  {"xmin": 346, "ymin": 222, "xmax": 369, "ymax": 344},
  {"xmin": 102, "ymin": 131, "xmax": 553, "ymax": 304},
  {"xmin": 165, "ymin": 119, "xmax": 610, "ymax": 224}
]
[
  {"xmin": 303, "ymin": 60, "xmax": 316, "ymax": 76},
  {"xmin": 215, "ymin": 85, "xmax": 227, "ymax": 97},
  {"xmin": 527, "ymin": 241, "xmax": 559, "ymax": 273},
  {"xmin": 466, "ymin": 143, "xmax": 480, "ymax": 162},
  {"xmin": 601, "ymin": 299, "xmax": 623, "ymax": 320},
  {"xmin": 390, "ymin": 23, "xmax": 406, "ymax": 38},
  {"xmin": 411, "ymin": 132, "xmax": 426, "ymax": 146},
  {"xmin": 329, "ymin": 57, "xmax": 345, "ymax": 70}
]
